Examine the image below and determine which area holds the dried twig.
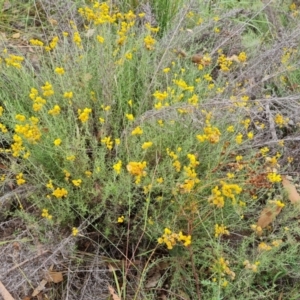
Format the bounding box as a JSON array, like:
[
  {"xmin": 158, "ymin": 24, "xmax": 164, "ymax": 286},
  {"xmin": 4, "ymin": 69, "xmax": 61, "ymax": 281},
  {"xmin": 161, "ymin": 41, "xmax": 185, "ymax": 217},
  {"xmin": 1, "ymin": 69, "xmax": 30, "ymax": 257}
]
[{"xmin": 266, "ymin": 103, "xmax": 278, "ymax": 141}]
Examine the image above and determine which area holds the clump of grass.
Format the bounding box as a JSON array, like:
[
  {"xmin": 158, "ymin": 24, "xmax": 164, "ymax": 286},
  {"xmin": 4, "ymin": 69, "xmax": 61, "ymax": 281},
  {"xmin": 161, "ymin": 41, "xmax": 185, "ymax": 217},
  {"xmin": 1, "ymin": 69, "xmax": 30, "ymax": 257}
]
[{"xmin": 1, "ymin": 0, "xmax": 300, "ymax": 299}]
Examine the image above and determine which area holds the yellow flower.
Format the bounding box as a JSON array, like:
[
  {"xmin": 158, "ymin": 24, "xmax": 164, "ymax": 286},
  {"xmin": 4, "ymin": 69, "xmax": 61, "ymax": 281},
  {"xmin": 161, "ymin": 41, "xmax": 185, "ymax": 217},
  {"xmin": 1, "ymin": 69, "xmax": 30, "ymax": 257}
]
[
  {"xmin": 78, "ymin": 108, "xmax": 92, "ymax": 123},
  {"xmin": 84, "ymin": 170, "xmax": 92, "ymax": 177},
  {"xmin": 144, "ymin": 35, "xmax": 156, "ymax": 50},
  {"xmin": 72, "ymin": 227, "xmax": 79, "ymax": 236},
  {"xmin": 238, "ymin": 52, "xmax": 247, "ymax": 62},
  {"xmin": 267, "ymin": 172, "xmax": 282, "ymax": 183},
  {"xmin": 41, "ymin": 209, "xmax": 52, "ymax": 220},
  {"xmin": 63, "ymin": 91, "xmax": 73, "ymax": 99},
  {"xmin": 214, "ymin": 224, "xmax": 230, "ymax": 238},
  {"xmin": 260, "ymin": 147, "xmax": 269, "ymax": 156},
  {"xmin": 0, "ymin": 106, "xmax": 3, "ymax": 117},
  {"xmin": 142, "ymin": 141, "xmax": 153, "ymax": 150},
  {"xmin": 72, "ymin": 179, "xmax": 82, "ymax": 187},
  {"xmin": 66, "ymin": 155, "xmax": 76, "ymax": 161},
  {"xmin": 113, "ymin": 160, "xmax": 122, "ymax": 174},
  {"xmin": 163, "ymin": 68, "xmax": 170, "ymax": 73},
  {"xmin": 118, "ymin": 216, "xmax": 125, "ymax": 223},
  {"xmin": 54, "ymin": 139, "xmax": 62, "ymax": 146},
  {"xmin": 131, "ymin": 126, "xmax": 143, "ymax": 135},
  {"xmin": 247, "ymin": 131, "xmax": 254, "ymax": 139},
  {"xmin": 48, "ymin": 105, "xmax": 61, "ymax": 116},
  {"xmin": 125, "ymin": 52, "xmax": 132, "ymax": 60},
  {"xmin": 16, "ymin": 173, "xmax": 26, "ymax": 185},
  {"xmin": 52, "ymin": 187, "xmax": 68, "ymax": 198},
  {"xmin": 46, "ymin": 180, "xmax": 54, "ymax": 189},
  {"xmin": 73, "ymin": 32, "xmax": 82, "ymax": 47},
  {"xmin": 55, "ymin": 67, "xmax": 65, "ymax": 75},
  {"xmin": 157, "ymin": 177, "xmax": 164, "ymax": 184},
  {"xmin": 15, "ymin": 114, "xmax": 26, "ymax": 121},
  {"xmin": 126, "ymin": 114, "xmax": 134, "ymax": 121},
  {"xmin": 235, "ymin": 133, "xmax": 243, "ymax": 144},
  {"xmin": 97, "ymin": 35, "xmax": 105, "ymax": 43},
  {"xmin": 30, "ymin": 39, "xmax": 44, "ymax": 46},
  {"xmin": 258, "ymin": 242, "xmax": 272, "ymax": 251}
]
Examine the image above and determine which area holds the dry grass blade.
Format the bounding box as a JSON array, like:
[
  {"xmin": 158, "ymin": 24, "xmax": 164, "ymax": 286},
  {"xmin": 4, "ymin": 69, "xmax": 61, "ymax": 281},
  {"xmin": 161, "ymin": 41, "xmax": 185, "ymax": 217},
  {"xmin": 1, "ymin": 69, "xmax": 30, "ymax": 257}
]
[
  {"xmin": 0, "ymin": 280, "xmax": 15, "ymax": 300},
  {"xmin": 108, "ymin": 284, "xmax": 121, "ymax": 300}
]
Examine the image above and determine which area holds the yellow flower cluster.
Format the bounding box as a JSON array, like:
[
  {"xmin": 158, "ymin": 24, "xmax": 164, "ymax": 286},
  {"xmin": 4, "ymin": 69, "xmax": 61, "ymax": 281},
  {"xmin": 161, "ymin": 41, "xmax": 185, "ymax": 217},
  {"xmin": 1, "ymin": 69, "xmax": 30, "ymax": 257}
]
[
  {"xmin": 41, "ymin": 82, "xmax": 54, "ymax": 97},
  {"xmin": 72, "ymin": 179, "xmax": 82, "ymax": 187},
  {"xmin": 126, "ymin": 161, "xmax": 147, "ymax": 184},
  {"xmin": 157, "ymin": 228, "xmax": 191, "ymax": 249},
  {"xmin": 167, "ymin": 148, "xmax": 181, "ymax": 172},
  {"xmin": 267, "ymin": 172, "xmax": 282, "ymax": 183},
  {"xmin": 217, "ymin": 54, "xmax": 233, "ymax": 72},
  {"xmin": 52, "ymin": 187, "xmax": 68, "ymax": 198},
  {"xmin": 101, "ymin": 136, "xmax": 113, "ymax": 150},
  {"xmin": 238, "ymin": 51, "xmax": 247, "ymax": 62},
  {"xmin": 213, "ymin": 257, "xmax": 235, "ymax": 280},
  {"xmin": 54, "ymin": 67, "xmax": 65, "ymax": 75},
  {"xmin": 131, "ymin": 126, "xmax": 143, "ymax": 135},
  {"xmin": 142, "ymin": 141, "xmax": 153, "ymax": 150},
  {"xmin": 78, "ymin": 108, "xmax": 92, "ymax": 123},
  {"xmin": 78, "ymin": 2, "xmax": 117, "ymax": 25},
  {"xmin": 30, "ymin": 39, "xmax": 44, "ymax": 46},
  {"xmin": 48, "ymin": 105, "xmax": 61, "ymax": 116},
  {"xmin": 243, "ymin": 260, "xmax": 259, "ymax": 272},
  {"xmin": 274, "ymin": 113, "xmax": 288, "ymax": 128},
  {"xmin": 144, "ymin": 35, "xmax": 156, "ymax": 50},
  {"xmin": 72, "ymin": 227, "xmax": 79, "ymax": 236},
  {"xmin": 16, "ymin": 173, "xmax": 26, "ymax": 185},
  {"xmin": 113, "ymin": 160, "xmax": 122, "ymax": 174},
  {"xmin": 173, "ymin": 79, "xmax": 194, "ymax": 92},
  {"xmin": 5, "ymin": 54, "xmax": 24, "ymax": 68},
  {"xmin": 197, "ymin": 125, "xmax": 221, "ymax": 143},
  {"xmin": 118, "ymin": 215, "xmax": 125, "ymax": 223},
  {"xmin": 209, "ymin": 182, "xmax": 242, "ymax": 208},
  {"xmin": 15, "ymin": 118, "xmax": 41, "ymax": 144},
  {"xmin": 73, "ymin": 32, "xmax": 82, "ymax": 48},
  {"xmin": 41, "ymin": 209, "xmax": 52, "ymax": 220},
  {"xmin": 45, "ymin": 36, "xmax": 59, "ymax": 51},
  {"xmin": 178, "ymin": 154, "xmax": 200, "ymax": 194},
  {"xmin": 214, "ymin": 224, "xmax": 230, "ymax": 238}
]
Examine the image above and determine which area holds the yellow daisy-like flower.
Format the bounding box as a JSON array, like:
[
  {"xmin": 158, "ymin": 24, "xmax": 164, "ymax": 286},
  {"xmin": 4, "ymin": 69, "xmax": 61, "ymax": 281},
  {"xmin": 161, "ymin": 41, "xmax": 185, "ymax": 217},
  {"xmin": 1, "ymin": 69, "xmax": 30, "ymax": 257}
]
[
  {"xmin": 54, "ymin": 139, "xmax": 62, "ymax": 146},
  {"xmin": 54, "ymin": 67, "xmax": 65, "ymax": 75}
]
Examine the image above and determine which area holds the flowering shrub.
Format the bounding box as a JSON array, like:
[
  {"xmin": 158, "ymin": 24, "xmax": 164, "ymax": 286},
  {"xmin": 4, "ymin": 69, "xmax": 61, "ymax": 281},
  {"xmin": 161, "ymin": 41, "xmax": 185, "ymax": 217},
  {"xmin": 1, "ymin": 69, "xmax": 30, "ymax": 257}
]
[{"xmin": 0, "ymin": 1, "xmax": 299, "ymax": 299}]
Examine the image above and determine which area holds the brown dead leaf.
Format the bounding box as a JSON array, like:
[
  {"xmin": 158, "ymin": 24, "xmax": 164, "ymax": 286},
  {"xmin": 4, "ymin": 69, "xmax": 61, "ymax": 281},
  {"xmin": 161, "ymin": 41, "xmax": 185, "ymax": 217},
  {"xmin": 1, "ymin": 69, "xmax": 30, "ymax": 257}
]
[
  {"xmin": 282, "ymin": 175, "xmax": 300, "ymax": 204},
  {"xmin": 227, "ymin": 55, "xmax": 240, "ymax": 63},
  {"xmin": 12, "ymin": 32, "xmax": 20, "ymax": 39},
  {"xmin": 48, "ymin": 18, "xmax": 58, "ymax": 26},
  {"xmin": 108, "ymin": 285, "xmax": 121, "ymax": 300},
  {"xmin": 22, "ymin": 297, "xmax": 31, "ymax": 300},
  {"xmin": 45, "ymin": 271, "xmax": 63, "ymax": 283},
  {"xmin": 257, "ymin": 205, "xmax": 282, "ymax": 228},
  {"xmin": 145, "ymin": 270, "xmax": 161, "ymax": 288},
  {"xmin": 31, "ymin": 279, "xmax": 47, "ymax": 297},
  {"xmin": 85, "ymin": 29, "xmax": 95, "ymax": 38}
]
